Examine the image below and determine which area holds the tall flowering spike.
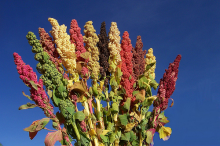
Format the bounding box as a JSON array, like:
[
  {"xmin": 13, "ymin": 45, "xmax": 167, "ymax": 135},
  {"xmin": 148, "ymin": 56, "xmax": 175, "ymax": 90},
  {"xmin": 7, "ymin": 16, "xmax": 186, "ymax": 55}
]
[
  {"xmin": 154, "ymin": 55, "xmax": 181, "ymax": 111},
  {"xmin": 145, "ymin": 48, "xmax": 156, "ymax": 79},
  {"xmin": 132, "ymin": 36, "xmax": 146, "ymax": 80},
  {"xmin": 97, "ymin": 21, "xmax": 110, "ymax": 83},
  {"xmin": 120, "ymin": 31, "xmax": 135, "ymax": 98},
  {"xmin": 83, "ymin": 21, "xmax": 100, "ymax": 81},
  {"xmin": 69, "ymin": 19, "xmax": 86, "ymax": 60},
  {"xmin": 48, "ymin": 18, "xmax": 78, "ymax": 82},
  {"xmin": 38, "ymin": 28, "xmax": 69, "ymax": 80},
  {"xmin": 26, "ymin": 31, "xmax": 68, "ymax": 98},
  {"xmin": 108, "ymin": 22, "xmax": 121, "ymax": 73},
  {"xmin": 13, "ymin": 52, "xmax": 54, "ymax": 117}
]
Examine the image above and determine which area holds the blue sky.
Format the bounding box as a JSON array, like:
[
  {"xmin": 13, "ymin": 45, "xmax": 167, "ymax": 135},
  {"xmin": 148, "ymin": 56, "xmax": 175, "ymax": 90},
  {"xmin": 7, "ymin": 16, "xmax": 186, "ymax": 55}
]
[{"xmin": 1, "ymin": 0, "xmax": 220, "ymax": 146}]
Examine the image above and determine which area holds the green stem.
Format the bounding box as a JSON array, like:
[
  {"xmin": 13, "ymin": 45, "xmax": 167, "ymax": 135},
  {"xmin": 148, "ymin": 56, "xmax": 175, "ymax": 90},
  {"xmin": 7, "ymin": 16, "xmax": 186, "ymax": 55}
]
[
  {"xmin": 95, "ymin": 97, "xmax": 104, "ymax": 129},
  {"xmin": 71, "ymin": 122, "xmax": 80, "ymax": 141},
  {"xmin": 139, "ymin": 132, "xmax": 143, "ymax": 146}
]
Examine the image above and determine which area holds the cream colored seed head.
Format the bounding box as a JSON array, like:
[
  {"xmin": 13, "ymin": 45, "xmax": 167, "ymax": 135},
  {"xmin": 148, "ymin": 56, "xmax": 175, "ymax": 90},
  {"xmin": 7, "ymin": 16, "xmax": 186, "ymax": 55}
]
[
  {"xmin": 108, "ymin": 22, "xmax": 121, "ymax": 72},
  {"xmin": 83, "ymin": 21, "xmax": 100, "ymax": 81},
  {"xmin": 145, "ymin": 48, "xmax": 156, "ymax": 79},
  {"xmin": 48, "ymin": 18, "xmax": 78, "ymax": 81}
]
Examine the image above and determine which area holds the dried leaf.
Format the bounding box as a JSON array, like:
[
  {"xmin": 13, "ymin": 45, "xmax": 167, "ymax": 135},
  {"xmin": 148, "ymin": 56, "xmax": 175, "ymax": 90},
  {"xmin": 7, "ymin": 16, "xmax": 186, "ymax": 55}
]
[
  {"xmin": 47, "ymin": 90, "xmax": 52, "ymax": 98},
  {"xmin": 76, "ymin": 62, "xmax": 83, "ymax": 74},
  {"xmin": 44, "ymin": 130, "xmax": 63, "ymax": 146},
  {"xmin": 19, "ymin": 103, "xmax": 37, "ymax": 110},
  {"xmin": 36, "ymin": 118, "xmax": 50, "ymax": 131},
  {"xmin": 80, "ymin": 52, "xmax": 90, "ymax": 60},
  {"xmin": 146, "ymin": 128, "xmax": 156, "ymax": 144},
  {"xmin": 125, "ymin": 123, "xmax": 136, "ymax": 132},
  {"xmin": 22, "ymin": 91, "xmax": 32, "ymax": 101},
  {"xmin": 169, "ymin": 98, "xmax": 174, "ymax": 107},
  {"xmin": 29, "ymin": 131, "xmax": 38, "ymax": 140},
  {"xmin": 69, "ymin": 82, "xmax": 86, "ymax": 95},
  {"xmin": 101, "ymin": 130, "xmax": 111, "ymax": 136},
  {"xmin": 89, "ymin": 129, "xmax": 97, "ymax": 136},
  {"xmin": 158, "ymin": 126, "xmax": 172, "ymax": 141},
  {"xmin": 24, "ymin": 120, "xmax": 40, "ymax": 132}
]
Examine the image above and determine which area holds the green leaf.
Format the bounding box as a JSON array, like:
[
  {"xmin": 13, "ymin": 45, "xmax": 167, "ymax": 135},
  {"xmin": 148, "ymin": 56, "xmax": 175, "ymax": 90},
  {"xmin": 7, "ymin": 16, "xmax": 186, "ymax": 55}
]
[
  {"xmin": 107, "ymin": 122, "xmax": 114, "ymax": 131},
  {"xmin": 121, "ymin": 132, "xmax": 130, "ymax": 141},
  {"xmin": 92, "ymin": 84, "xmax": 98, "ymax": 96},
  {"xmin": 28, "ymin": 80, "xmax": 40, "ymax": 90},
  {"xmin": 132, "ymin": 140, "xmax": 139, "ymax": 146},
  {"xmin": 110, "ymin": 77, "xmax": 117, "ymax": 87},
  {"xmin": 142, "ymin": 96, "xmax": 157, "ymax": 107},
  {"xmin": 66, "ymin": 107, "xmax": 75, "ymax": 116},
  {"xmin": 52, "ymin": 90, "xmax": 60, "ymax": 107},
  {"xmin": 116, "ymin": 67, "xmax": 123, "ymax": 78},
  {"xmin": 57, "ymin": 84, "xmax": 65, "ymax": 93},
  {"xmin": 109, "ymin": 91, "xmax": 115, "ymax": 98},
  {"xmin": 150, "ymin": 79, "xmax": 158, "ymax": 90},
  {"xmin": 22, "ymin": 91, "xmax": 32, "ymax": 101},
  {"xmin": 116, "ymin": 68, "xmax": 123, "ymax": 84},
  {"xmin": 130, "ymin": 131, "xmax": 137, "ymax": 142},
  {"xmin": 109, "ymin": 133, "xmax": 116, "ymax": 143},
  {"xmin": 140, "ymin": 119, "xmax": 148, "ymax": 132},
  {"xmin": 138, "ymin": 75, "xmax": 149, "ymax": 89},
  {"xmin": 119, "ymin": 114, "xmax": 128, "ymax": 126},
  {"xmin": 159, "ymin": 116, "xmax": 170, "ymax": 124},
  {"xmin": 145, "ymin": 62, "xmax": 156, "ymax": 72},
  {"xmin": 146, "ymin": 111, "xmax": 151, "ymax": 118},
  {"xmin": 111, "ymin": 103, "xmax": 119, "ymax": 113},
  {"xmin": 36, "ymin": 118, "xmax": 50, "ymax": 131},
  {"xmin": 123, "ymin": 98, "xmax": 131, "ymax": 111},
  {"xmin": 117, "ymin": 96, "xmax": 123, "ymax": 100},
  {"xmin": 132, "ymin": 91, "xmax": 139, "ymax": 96},
  {"xmin": 79, "ymin": 131, "xmax": 90, "ymax": 146},
  {"xmin": 133, "ymin": 82, "xmax": 136, "ymax": 88},
  {"xmin": 74, "ymin": 111, "xmax": 85, "ymax": 121},
  {"xmin": 100, "ymin": 134, "xmax": 109, "ymax": 143},
  {"xmin": 141, "ymin": 107, "xmax": 149, "ymax": 115},
  {"xmin": 19, "ymin": 103, "xmax": 37, "ymax": 110},
  {"xmin": 158, "ymin": 112, "xmax": 165, "ymax": 119},
  {"xmin": 118, "ymin": 87, "xmax": 126, "ymax": 95}
]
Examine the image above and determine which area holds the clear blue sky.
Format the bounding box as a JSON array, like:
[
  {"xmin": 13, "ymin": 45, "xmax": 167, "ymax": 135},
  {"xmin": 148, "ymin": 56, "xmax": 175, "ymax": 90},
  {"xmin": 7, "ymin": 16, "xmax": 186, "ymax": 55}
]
[{"xmin": 1, "ymin": 0, "xmax": 220, "ymax": 146}]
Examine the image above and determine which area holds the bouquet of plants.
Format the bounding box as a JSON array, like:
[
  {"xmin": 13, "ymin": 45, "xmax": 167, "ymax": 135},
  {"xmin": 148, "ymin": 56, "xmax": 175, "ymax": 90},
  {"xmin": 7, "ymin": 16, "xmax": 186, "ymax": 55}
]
[{"xmin": 13, "ymin": 18, "xmax": 181, "ymax": 146}]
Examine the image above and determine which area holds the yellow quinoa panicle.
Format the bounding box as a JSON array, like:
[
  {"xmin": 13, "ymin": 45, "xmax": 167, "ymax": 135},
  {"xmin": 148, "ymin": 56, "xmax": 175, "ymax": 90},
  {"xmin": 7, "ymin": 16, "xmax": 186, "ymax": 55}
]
[
  {"xmin": 108, "ymin": 22, "xmax": 121, "ymax": 73},
  {"xmin": 83, "ymin": 21, "xmax": 100, "ymax": 81},
  {"xmin": 145, "ymin": 48, "xmax": 156, "ymax": 79},
  {"xmin": 48, "ymin": 18, "xmax": 78, "ymax": 83}
]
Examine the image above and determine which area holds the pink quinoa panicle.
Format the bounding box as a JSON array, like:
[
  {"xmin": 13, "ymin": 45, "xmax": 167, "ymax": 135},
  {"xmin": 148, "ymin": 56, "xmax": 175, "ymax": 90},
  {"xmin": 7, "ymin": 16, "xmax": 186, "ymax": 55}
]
[
  {"xmin": 38, "ymin": 28, "xmax": 69, "ymax": 80},
  {"xmin": 38, "ymin": 28, "xmax": 60, "ymax": 58},
  {"xmin": 80, "ymin": 120, "xmax": 87, "ymax": 132},
  {"xmin": 13, "ymin": 52, "xmax": 54, "ymax": 117},
  {"xmin": 69, "ymin": 19, "xmax": 86, "ymax": 60},
  {"xmin": 154, "ymin": 54, "xmax": 182, "ymax": 111},
  {"xmin": 132, "ymin": 36, "xmax": 146, "ymax": 80},
  {"xmin": 120, "ymin": 31, "xmax": 135, "ymax": 100}
]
